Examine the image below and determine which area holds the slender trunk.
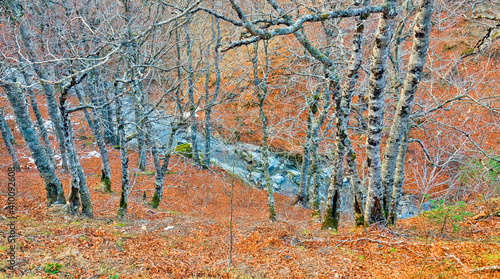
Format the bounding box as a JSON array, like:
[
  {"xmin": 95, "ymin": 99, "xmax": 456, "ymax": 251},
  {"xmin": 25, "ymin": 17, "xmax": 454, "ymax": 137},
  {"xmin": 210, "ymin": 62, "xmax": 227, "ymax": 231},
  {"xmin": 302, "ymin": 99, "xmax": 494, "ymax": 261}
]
[
  {"xmin": 204, "ymin": 15, "xmax": 221, "ymax": 167},
  {"xmin": 346, "ymin": 139, "xmax": 365, "ymax": 226},
  {"xmin": 23, "ymin": 69, "xmax": 57, "ymax": 169},
  {"xmin": 323, "ymin": 6, "xmax": 368, "ymax": 229},
  {"xmin": 185, "ymin": 20, "xmax": 200, "ymax": 164},
  {"xmin": 81, "ymin": 78, "xmax": 113, "ymax": 192},
  {"xmin": 1, "ymin": 78, "xmax": 65, "ymax": 205},
  {"xmin": 381, "ymin": 0, "xmax": 434, "ymax": 214},
  {"xmin": 388, "ymin": 126, "xmax": 410, "ymax": 225},
  {"xmin": 297, "ymin": 110, "xmax": 312, "ymax": 205},
  {"xmin": 252, "ymin": 41, "xmax": 276, "ymax": 222},
  {"xmin": 116, "ymin": 90, "xmax": 130, "ymax": 219},
  {"xmin": 297, "ymin": 89, "xmax": 321, "ymax": 206},
  {"xmin": 363, "ymin": 0, "xmax": 397, "ymax": 226},
  {"xmin": 301, "ymin": 84, "xmax": 331, "ymax": 208},
  {"xmin": 60, "ymin": 81, "xmax": 93, "ymax": 217},
  {"xmin": 74, "ymin": 87, "xmax": 95, "ymax": 132},
  {"xmin": 323, "ymin": 92, "xmax": 343, "ymax": 230},
  {"xmin": 134, "ymin": 92, "xmax": 148, "ymax": 171},
  {"xmin": 103, "ymin": 91, "xmax": 117, "ymax": 144},
  {"xmin": 0, "ymin": 110, "xmax": 20, "ymax": 170},
  {"xmin": 308, "ymin": 142, "xmax": 321, "ymax": 211},
  {"xmin": 5, "ymin": 0, "xmax": 70, "ymax": 172},
  {"xmin": 203, "ymin": 34, "xmax": 211, "ymax": 167},
  {"xmin": 150, "ymin": 123, "xmax": 178, "ymax": 208}
]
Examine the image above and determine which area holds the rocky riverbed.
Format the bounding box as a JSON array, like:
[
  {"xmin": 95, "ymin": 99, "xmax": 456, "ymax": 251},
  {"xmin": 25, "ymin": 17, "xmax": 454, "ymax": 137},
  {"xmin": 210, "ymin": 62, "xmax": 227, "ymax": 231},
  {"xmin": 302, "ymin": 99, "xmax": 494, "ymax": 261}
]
[{"xmin": 122, "ymin": 98, "xmax": 430, "ymax": 220}]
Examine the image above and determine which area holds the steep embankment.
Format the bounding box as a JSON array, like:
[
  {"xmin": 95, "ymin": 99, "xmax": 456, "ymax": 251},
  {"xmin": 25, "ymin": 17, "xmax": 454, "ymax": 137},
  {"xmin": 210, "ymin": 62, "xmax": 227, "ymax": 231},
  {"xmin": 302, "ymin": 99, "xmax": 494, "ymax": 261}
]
[{"xmin": 0, "ymin": 105, "xmax": 499, "ymax": 278}]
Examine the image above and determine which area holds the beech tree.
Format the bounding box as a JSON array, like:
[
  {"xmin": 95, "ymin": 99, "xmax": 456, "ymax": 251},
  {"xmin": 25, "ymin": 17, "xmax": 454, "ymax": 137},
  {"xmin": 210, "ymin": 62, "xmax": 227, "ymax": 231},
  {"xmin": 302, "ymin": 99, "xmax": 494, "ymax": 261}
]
[
  {"xmin": 0, "ymin": 67, "xmax": 66, "ymax": 205},
  {"xmin": 221, "ymin": 0, "xmax": 435, "ymax": 229},
  {"xmin": 0, "ymin": 108, "xmax": 20, "ymax": 170},
  {"xmin": 1, "ymin": 0, "xmax": 496, "ymax": 231}
]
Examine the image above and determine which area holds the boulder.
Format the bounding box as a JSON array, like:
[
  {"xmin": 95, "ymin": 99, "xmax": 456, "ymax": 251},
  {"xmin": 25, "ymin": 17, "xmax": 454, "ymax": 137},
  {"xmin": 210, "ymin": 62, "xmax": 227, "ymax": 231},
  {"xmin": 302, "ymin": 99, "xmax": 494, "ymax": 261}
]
[{"xmin": 271, "ymin": 174, "xmax": 285, "ymax": 184}]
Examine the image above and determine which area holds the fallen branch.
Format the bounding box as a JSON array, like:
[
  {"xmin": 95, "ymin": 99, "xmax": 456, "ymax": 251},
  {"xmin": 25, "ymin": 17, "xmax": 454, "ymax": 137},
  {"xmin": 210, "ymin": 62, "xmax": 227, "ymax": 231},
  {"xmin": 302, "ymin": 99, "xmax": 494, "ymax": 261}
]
[{"xmin": 471, "ymin": 265, "xmax": 500, "ymax": 273}]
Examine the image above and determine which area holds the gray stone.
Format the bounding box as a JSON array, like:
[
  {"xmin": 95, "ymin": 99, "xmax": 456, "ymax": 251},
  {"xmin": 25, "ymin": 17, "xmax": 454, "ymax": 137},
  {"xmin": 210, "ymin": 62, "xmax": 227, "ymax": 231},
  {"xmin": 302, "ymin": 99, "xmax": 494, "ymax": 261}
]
[
  {"xmin": 271, "ymin": 174, "xmax": 285, "ymax": 184},
  {"xmin": 249, "ymin": 172, "xmax": 262, "ymax": 181},
  {"xmin": 268, "ymin": 158, "xmax": 280, "ymax": 172}
]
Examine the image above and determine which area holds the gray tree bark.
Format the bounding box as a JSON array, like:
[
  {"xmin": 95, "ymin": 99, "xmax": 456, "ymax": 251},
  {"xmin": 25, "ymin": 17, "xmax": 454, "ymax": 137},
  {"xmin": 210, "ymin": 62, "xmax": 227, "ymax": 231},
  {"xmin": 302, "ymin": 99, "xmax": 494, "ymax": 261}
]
[
  {"xmin": 0, "ymin": 109, "xmax": 20, "ymax": 170},
  {"xmin": 323, "ymin": 5, "xmax": 369, "ymax": 229},
  {"xmin": 346, "ymin": 139, "xmax": 365, "ymax": 226},
  {"xmin": 60, "ymin": 79, "xmax": 93, "ymax": 217},
  {"xmin": 252, "ymin": 41, "xmax": 276, "ymax": 222},
  {"xmin": 1, "ymin": 76, "xmax": 66, "ymax": 205},
  {"xmin": 363, "ymin": 0, "xmax": 397, "ymax": 226},
  {"xmin": 23, "ymin": 68, "xmax": 57, "ymax": 169},
  {"xmin": 116, "ymin": 87, "xmax": 130, "ymax": 219},
  {"xmin": 204, "ymin": 13, "xmax": 222, "ymax": 168},
  {"xmin": 185, "ymin": 19, "xmax": 200, "ymax": 164},
  {"xmin": 388, "ymin": 126, "xmax": 410, "ymax": 225},
  {"xmin": 4, "ymin": 0, "xmax": 70, "ymax": 172},
  {"xmin": 381, "ymin": 0, "xmax": 434, "ymax": 215}
]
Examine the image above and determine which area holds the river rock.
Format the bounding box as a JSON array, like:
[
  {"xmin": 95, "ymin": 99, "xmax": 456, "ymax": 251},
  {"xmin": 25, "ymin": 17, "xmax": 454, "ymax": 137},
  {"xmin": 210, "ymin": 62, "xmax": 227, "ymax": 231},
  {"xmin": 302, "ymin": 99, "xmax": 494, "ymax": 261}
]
[{"xmin": 271, "ymin": 174, "xmax": 285, "ymax": 184}]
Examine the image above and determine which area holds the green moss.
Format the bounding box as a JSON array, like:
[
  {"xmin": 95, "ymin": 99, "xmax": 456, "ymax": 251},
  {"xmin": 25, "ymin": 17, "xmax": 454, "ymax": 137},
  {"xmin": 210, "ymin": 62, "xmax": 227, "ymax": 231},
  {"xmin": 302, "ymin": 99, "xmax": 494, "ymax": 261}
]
[
  {"xmin": 321, "ymin": 208, "xmax": 339, "ymax": 230},
  {"xmin": 151, "ymin": 193, "xmax": 160, "ymax": 209},
  {"xmin": 461, "ymin": 48, "xmax": 475, "ymax": 56},
  {"xmin": 354, "ymin": 213, "xmax": 364, "ymax": 227},
  {"xmin": 269, "ymin": 204, "xmax": 276, "ymax": 222},
  {"xmin": 43, "ymin": 263, "xmax": 63, "ymax": 274},
  {"xmin": 103, "ymin": 176, "xmax": 112, "ymax": 193},
  {"xmin": 175, "ymin": 143, "xmax": 193, "ymax": 158},
  {"xmin": 134, "ymin": 170, "xmax": 156, "ymax": 176}
]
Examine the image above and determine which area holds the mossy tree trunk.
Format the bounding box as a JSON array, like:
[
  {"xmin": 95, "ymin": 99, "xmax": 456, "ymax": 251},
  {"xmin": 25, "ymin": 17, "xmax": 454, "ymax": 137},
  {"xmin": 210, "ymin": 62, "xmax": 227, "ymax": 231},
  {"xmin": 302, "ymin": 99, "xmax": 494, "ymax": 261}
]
[
  {"xmin": 204, "ymin": 13, "xmax": 222, "ymax": 168},
  {"xmin": 60, "ymin": 78, "xmax": 93, "ymax": 217},
  {"xmin": 185, "ymin": 18, "xmax": 200, "ymax": 164},
  {"xmin": 363, "ymin": 0, "xmax": 398, "ymax": 226},
  {"xmin": 0, "ymin": 109, "xmax": 20, "ymax": 170},
  {"xmin": 4, "ymin": 0, "xmax": 70, "ymax": 172},
  {"xmin": 381, "ymin": 0, "xmax": 434, "ymax": 217},
  {"xmin": 116, "ymin": 87, "xmax": 130, "ymax": 219},
  {"xmin": 252, "ymin": 41, "xmax": 276, "ymax": 222},
  {"xmin": 1, "ymin": 74, "xmax": 66, "ymax": 205}
]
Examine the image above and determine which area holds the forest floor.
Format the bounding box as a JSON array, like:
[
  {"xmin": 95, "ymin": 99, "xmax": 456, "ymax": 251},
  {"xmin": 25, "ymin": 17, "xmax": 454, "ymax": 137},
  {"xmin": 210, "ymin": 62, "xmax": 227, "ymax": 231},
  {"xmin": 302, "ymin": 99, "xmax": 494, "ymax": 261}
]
[{"xmin": 0, "ymin": 123, "xmax": 499, "ymax": 279}]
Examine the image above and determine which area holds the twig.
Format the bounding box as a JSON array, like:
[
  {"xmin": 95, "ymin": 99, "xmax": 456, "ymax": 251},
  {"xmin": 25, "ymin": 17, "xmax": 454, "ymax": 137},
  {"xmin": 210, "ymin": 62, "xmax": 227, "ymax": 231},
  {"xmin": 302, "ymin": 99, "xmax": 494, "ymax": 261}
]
[
  {"xmin": 471, "ymin": 265, "xmax": 500, "ymax": 273},
  {"xmin": 446, "ymin": 253, "xmax": 468, "ymax": 271}
]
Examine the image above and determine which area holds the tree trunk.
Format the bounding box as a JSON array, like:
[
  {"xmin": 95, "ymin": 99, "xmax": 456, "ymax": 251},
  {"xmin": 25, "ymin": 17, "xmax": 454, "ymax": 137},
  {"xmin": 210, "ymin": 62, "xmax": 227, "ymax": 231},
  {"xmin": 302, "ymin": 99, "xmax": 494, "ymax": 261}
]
[
  {"xmin": 0, "ymin": 110, "xmax": 20, "ymax": 170},
  {"xmin": 323, "ymin": 7, "xmax": 368, "ymax": 229},
  {"xmin": 74, "ymin": 87, "xmax": 95, "ymax": 133},
  {"xmin": 185, "ymin": 20, "xmax": 200, "ymax": 164},
  {"xmin": 252, "ymin": 41, "xmax": 276, "ymax": 222},
  {"xmin": 116, "ymin": 89, "xmax": 130, "ymax": 219},
  {"xmin": 346, "ymin": 139, "xmax": 365, "ymax": 226},
  {"xmin": 60, "ymin": 81, "xmax": 93, "ymax": 217},
  {"xmin": 381, "ymin": 0, "xmax": 434, "ymax": 214},
  {"xmin": 308, "ymin": 142, "xmax": 321, "ymax": 211},
  {"xmin": 23, "ymin": 68, "xmax": 57, "ymax": 169},
  {"xmin": 4, "ymin": 0, "xmax": 70, "ymax": 172},
  {"xmin": 388, "ymin": 126, "xmax": 410, "ymax": 225},
  {"xmin": 150, "ymin": 123, "xmax": 178, "ymax": 209},
  {"xmin": 77, "ymin": 77, "xmax": 113, "ymax": 192},
  {"xmin": 1, "ymin": 77, "xmax": 65, "ymax": 205},
  {"xmin": 297, "ymin": 113, "xmax": 312, "ymax": 205},
  {"xmin": 133, "ymin": 91, "xmax": 148, "ymax": 171},
  {"xmin": 103, "ymin": 91, "xmax": 118, "ymax": 145},
  {"xmin": 204, "ymin": 14, "xmax": 222, "ymax": 167},
  {"xmin": 363, "ymin": 0, "xmax": 397, "ymax": 226}
]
